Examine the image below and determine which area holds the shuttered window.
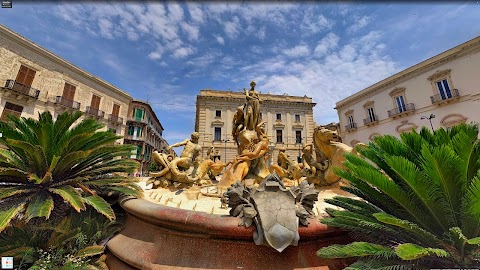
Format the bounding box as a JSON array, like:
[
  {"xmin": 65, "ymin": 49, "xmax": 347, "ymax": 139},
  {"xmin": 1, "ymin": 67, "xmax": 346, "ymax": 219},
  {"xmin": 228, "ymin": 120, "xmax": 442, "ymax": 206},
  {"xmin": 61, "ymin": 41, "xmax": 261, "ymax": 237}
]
[{"xmin": 16, "ymin": 65, "xmax": 36, "ymax": 86}]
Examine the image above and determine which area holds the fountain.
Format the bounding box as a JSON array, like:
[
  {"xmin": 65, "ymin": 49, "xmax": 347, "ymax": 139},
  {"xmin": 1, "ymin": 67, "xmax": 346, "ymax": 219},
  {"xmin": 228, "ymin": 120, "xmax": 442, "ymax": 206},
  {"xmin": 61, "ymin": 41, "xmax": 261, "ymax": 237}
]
[{"xmin": 106, "ymin": 82, "xmax": 358, "ymax": 269}]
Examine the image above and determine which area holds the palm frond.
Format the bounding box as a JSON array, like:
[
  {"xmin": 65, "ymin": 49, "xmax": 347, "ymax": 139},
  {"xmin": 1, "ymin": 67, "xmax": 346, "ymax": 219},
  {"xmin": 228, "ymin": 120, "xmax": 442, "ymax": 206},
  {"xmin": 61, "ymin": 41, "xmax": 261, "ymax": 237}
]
[{"xmin": 317, "ymin": 242, "xmax": 395, "ymax": 259}]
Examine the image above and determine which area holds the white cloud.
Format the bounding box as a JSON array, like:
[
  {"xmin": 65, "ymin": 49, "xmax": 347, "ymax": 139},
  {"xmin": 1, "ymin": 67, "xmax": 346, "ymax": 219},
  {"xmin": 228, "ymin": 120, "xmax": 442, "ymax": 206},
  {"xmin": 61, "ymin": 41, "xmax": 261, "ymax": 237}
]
[
  {"xmin": 223, "ymin": 16, "xmax": 241, "ymax": 39},
  {"xmin": 347, "ymin": 15, "xmax": 371, "ymax": 33},
  {"xmin": 148, "ymin": 51, "xmax": 162, "ymax": 60},
  {"xmin": 187, "ymin": 4, "xmax": 205, "ymax": 24},
  {"xmin": 314, "ymin": 33, "xmax": 340, "ymax": 57},
  {"xmin": 283, "ymin": 45, "xmax": 310, "ymax": 58},
  {"xmin": 215, "ymin": 35, "xmax": 225, "ymax": 45},
  {"xmin": 173, "ymin": 46, "xmax": 195, "ymax": 58},
  {"xmin": 300, "ymin": 8, "xmax": 333, "ymax": 35},
  {"xmin": 98, "ymin": 18, "xmax": 114, "ymax": 39},
  {"xmin": 181, "ymin": 22, "xmax": 200, "ymax": 41}
]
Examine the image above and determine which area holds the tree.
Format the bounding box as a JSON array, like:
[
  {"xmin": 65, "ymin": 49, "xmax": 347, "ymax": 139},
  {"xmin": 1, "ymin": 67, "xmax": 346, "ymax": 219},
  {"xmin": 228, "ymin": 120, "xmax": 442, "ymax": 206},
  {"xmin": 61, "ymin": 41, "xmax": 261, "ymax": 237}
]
[
  {"xmin": 0, "ymin": 111, "xmax": 142, "ymax": 232},
  {"xmin": 317, "ymin": 123, "xmax": 480, "ymax": 269}
]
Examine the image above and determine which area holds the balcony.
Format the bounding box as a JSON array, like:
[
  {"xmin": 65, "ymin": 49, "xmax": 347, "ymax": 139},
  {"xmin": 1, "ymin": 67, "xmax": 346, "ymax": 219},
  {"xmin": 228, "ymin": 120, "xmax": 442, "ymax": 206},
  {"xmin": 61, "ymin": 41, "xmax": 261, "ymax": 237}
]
[
  {"xmin": 2, "ymin": 80, "xmax": 40, "ymax": 99},
  {"xmin": 430, "ymin": 89, "xmax": 460, "ymax": 105},
  {"xmin": 363, "ymin": 115, "xmax": 379, "ymax": 126},
  {"xmin": 108, "ymin": 114, "xmax": 123, "ymax": 125},
  {"xmin": 125, "ymin": 134, "xmax": 145, "ymax": 141},
  {"xmin": 388, "ymin": 103, "xmax": 415, "ymax": 118},
  {"xmin": 55, "ymin": 96, "xmax": 80, "ymax": 110},
  {"xmin": 86, "ymin": 106, "xmax": 105, "ymax": 118},
  {"xmin": 344, "ymin": 123, "xmax": 357, "ymax": 132},
  {"xmin": 127, "ymin": 117, "xmax": 147, "ymax": 124}
]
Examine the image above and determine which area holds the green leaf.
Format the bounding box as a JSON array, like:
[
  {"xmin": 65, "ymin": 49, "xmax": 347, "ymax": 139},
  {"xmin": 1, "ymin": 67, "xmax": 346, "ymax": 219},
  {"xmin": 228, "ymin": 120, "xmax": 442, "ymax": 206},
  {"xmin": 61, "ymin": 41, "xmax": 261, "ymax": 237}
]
[
  {"xmin": 373, "ymin": 212, "xmax": 440, "ymax": 246},
  {"xmin": 467, "ymin": 236, "xmax": 480, "ymax": 245},
  {"xmin": 0, "ymin": 187, "xmax": 30, "ymax": 200},
  {"xmin": 49, "ymin": 186, "xmax": 85, "ymax": 212},
  {"xmin": 317, "ymin": 242, "xmax": 395, "ymax": 259},
  {"xmin": 82, "ymin": 196, "xmax": 115, "ymax": 221},
  {"xmin": 0, "ymin": 203, "xmax": 25, "ymax": 233},
  {"xmin": 394, "ymin": 243, "xmax": 449, "ymax": 260},
  {"xmin": 75, "ymin": 245, "xmax": 105, "ymax": 258},
  {"xmin": 25, "ymin": 192, "xmax": 54, "ymax": 221}
]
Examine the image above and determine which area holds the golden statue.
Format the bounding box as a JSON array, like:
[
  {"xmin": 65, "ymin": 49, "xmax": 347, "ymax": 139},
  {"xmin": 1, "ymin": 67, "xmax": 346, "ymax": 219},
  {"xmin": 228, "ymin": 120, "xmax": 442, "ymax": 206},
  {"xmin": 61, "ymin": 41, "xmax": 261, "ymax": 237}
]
[
  {"xmin": 218, "ymin": 82, "xmax": 270, "ymax": 189},
  {"xmin": 269, "ymin": 147, "xmax": 303, "ymax": 186},
  {"xmin": 310, "ymin": 127, "xmax": 364, "ymax": 185},
  {"xmin": 243, "ymin": 81, "xmax": 260, "ymax": 131}
]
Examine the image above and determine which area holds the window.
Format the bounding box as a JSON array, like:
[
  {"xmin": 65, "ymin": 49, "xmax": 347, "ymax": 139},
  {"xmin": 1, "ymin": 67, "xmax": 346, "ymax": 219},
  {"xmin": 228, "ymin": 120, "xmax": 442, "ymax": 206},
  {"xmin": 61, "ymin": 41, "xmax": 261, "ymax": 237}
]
[
  {"xmin": 367, "ymin": 107, "xmax": 376, "ymax": 121},
  {"xmin": 295, "ymin": 130, "xmax": 302, "ymax": 144},
  {"xmin": 295, "ymin": 114, "xmax": 300, "ymax": 122},
  {"xmin": 16, "ymin": 65, "xmax": 36, "ymax": 86},
  {"xmin": 1, "ymin": 102, "xmax": 23, "ymax": 121},
  {"xmin": 133, "ymin": 108, "xmax": 144, "ymax": 121},
  {"xmin": 436, "ymin": 79, "xmax": 452, "ymax": 100},
  {"xmin": 348, "ymin": 115, "xmax": 354, "ymax": 126},
  {"xmin": 276, "ymin": 114, "xmax": 281, "ymax": 120},
  {"xmin": 259, "ymin": 112, "xmax": 262, "ymax": 121},
  {"xmin": 127, "ymin": 125, "xmax": 135, "ymax": 136},
  {"xmin": 136, "ymin": 126, "xmax": 143, "ymax": 137},
  {"xmin": 108, "ymin": 128, "xmax": 116, "ymax": 134},
  {"xmin": 395, "ymin": 95, "xmax": 406, "ymax": 112},
  {"xmin": 276, "ymin": 130, "xmax": 283, "ymax": 143},
  {"xmin": 214, "ymin": 127, "xmax": 222, "ymax": 141},
  {"xmin": 62, "ymin": 83, "xmax": 76, "ymax": 101},
  {"xmin": 136, "ymin": 145, "xmax": 142, "ymax": 159},
  {"xmin": 215, "ymin": 110, "xmax": 221, "ymax": 118},
  {"xmin": 90, "ymin": 94, "xmax": 101, "ymax": 109},
  {"xmin": 112, "ymin": 104, "xmax": 120, "ymax": 116}
]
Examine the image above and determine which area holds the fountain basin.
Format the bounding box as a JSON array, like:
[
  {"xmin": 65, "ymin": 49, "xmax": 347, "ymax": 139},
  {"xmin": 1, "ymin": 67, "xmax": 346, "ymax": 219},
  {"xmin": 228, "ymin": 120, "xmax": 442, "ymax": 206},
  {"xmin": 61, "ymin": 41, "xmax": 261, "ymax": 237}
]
[{"xmin": 106, "ymin": 197, "xmax": 353, "ymax": 270}]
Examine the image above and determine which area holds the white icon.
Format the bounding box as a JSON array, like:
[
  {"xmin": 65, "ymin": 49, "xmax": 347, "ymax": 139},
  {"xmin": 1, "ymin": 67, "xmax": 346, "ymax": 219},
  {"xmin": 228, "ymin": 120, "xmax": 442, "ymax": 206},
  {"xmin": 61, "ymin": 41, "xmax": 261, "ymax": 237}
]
[{"xmin": 1, "ymin": 257, "xmax": 13, "ymax": 269}]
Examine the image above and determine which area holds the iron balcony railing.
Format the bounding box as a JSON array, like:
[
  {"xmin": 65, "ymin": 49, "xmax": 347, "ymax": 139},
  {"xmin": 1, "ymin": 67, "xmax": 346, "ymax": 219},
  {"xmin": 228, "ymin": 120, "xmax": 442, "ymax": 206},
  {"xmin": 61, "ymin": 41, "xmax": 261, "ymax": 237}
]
[
  {"xmin": 430, "ymin": 89, "xmax": 460, "ymax": 104},
  {"xmin": 86, "ymin": 106, "xmax": 105, "ymax": 118},
  {"xmin": 55, "ymin": 96, "xmax": 80, "ymax": 110},
  {"xmin": 127, "ymin": 117, "xmax": 147, "ymax": 124},
  {"xmin": 364, "ymin": 115, "xmax": 379, "ymax": 125},
  {"xmin": 345, "ymin": 123, "xmax": 357, "ymax": 131},
  {"xmin": 125, "ymin": 134, "xmax": 145, "ymax": 141},
  {"xmin": 388, "ymin": 103, "xmax": 415, "ymax": 117},
  {"xmin": 108, "ymin": 114, "xmax": 123, "ymax": 124},
  {"xmin": 4, "ymin": 80, "xmax": 40, "ymax": 99}
]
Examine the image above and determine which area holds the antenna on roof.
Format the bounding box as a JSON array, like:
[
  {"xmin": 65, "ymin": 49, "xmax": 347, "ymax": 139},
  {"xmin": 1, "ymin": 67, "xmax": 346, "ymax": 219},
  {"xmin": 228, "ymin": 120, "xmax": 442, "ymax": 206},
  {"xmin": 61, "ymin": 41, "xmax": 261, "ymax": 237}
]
[{"xmin": 146, "ymin": 94, "xmax": 150, "ymax": 104}]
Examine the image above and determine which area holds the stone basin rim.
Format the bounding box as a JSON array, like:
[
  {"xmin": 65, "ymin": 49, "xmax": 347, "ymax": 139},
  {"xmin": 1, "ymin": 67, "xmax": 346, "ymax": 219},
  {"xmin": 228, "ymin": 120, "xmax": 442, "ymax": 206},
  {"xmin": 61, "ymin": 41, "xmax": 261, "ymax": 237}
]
[{"xmin": 118, "ymin": 195, "xmax": 348, "ymax": 241}]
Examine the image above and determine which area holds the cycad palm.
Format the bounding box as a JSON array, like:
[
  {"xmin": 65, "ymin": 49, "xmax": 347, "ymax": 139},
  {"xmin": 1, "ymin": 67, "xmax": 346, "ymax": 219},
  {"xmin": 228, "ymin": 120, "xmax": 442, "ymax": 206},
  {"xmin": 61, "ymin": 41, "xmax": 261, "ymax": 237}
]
[
  {"xmin": 317, "ymin": 123, "xmax": 480, "ymax": 269},
  {"xmin": 0, "ymin": 111, "xmax": 142, "ymax": 232}
]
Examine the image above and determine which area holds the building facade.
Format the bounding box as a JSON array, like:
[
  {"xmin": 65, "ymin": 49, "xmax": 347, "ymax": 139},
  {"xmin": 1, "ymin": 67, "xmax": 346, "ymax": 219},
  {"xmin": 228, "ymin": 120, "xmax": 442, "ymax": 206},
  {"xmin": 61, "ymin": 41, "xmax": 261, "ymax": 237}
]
[
  {"xmin": 195, "ymin": 90, "xmax": 316, "ymax": 165},
  {"xmin": 336, "ymin": 36, "xmax": 480, "ymax": 146},
  {"xmin": 124, "ymin": 100, "xmax": 168, "ymax": 174},
  {"xmin": 0, "ymin": 24, "xmax": 168, "ymax": 168},
  {"xmin": 0, "ymin": 24, "xmax": 131, "ymax": 143}
]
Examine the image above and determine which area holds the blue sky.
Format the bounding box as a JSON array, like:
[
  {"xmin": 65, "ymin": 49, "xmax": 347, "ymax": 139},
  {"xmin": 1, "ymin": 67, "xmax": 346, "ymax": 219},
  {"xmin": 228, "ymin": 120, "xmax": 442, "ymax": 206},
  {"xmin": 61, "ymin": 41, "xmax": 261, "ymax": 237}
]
[{"xmin": 0, "ymin": 2, "xmax": 479, "ymax": 144}]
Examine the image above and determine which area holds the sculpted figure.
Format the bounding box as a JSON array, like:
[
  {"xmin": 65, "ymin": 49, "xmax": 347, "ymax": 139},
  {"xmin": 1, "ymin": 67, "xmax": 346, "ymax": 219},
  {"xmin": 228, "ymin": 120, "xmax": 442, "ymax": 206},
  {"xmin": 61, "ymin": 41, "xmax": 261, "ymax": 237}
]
[
  {"xmin": 229, "ymin": 122, "xmax": 269, "ymax": 182},
  {"xmin": 269, "ymin": 147, "xmax": 289, "ymax": 177},
  {"xmin": 232, "ymin": 105, "xmax": 245, "ymax": 146},
  {"xmin": 312, "ymin": 127, "xmax": 364, "ymax": 185},
  {"xmin": 194, "ymin": 146, "xmax": 232, "ymax": 182},
  {"xmin": 166, "ymin": 132, "xmax": 201, "ymax": 173},
  {"xmin": 243, "ymin": 81, "xmax": 260, "ymax": 130},
  {"xmin": 269, "ymin": 147, "xmax": 302, "ymax": 186},
  {"xmin": 301, "ymin": 143, "xmax": 328, "ymax": 179}
]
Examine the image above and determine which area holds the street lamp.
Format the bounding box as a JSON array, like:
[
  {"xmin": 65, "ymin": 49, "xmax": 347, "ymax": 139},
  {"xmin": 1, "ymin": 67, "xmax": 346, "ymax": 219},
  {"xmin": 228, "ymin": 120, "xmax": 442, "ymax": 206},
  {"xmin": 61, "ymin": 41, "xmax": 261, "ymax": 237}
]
[
  {"xmin": 222, "ymin": 138, "xmax": 230, "ymax": 163},
  {"xmin": 420, "ymin": 113, "xmax": 435, "ymax": 132},
  {"xmin": 296, "ymin": 137, "xmax": 303, "ymax": 163}
]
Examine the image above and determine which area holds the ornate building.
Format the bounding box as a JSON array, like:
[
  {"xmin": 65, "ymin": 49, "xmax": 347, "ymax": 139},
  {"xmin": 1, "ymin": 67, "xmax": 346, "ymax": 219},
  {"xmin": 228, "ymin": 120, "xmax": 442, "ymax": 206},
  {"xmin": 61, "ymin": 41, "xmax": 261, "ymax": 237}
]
[
  {"xmin": 124, "ymin": 99, "xmax": 168, "ymax": 175},
  {"xmin": 195, "ymin": 89, "xmax": 316, "ymax": 165},
  {"xmin": 336, "ymin": 36, "xmax": 480, "ymax": 145},
  {"xmin": 0, "ymin": 24, "xmax": 168, "ymax": 168}
]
